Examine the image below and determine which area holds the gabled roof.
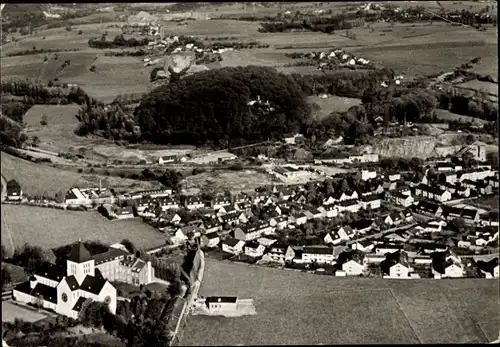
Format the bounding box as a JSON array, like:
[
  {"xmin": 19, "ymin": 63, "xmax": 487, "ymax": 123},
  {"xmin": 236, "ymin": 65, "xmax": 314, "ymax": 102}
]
[
  {"xmin": 204, "ymin": 232, "xmax": 219, "ymax": 240},
  {"xmin": 93, "ymin": 248, "xmax": 131, "ymax": 265},
  {"xmin": 35, "ymin": 262, "xmax": 66, "ymax": 282},
  {"xmin": 68, "ymin": 241, "xmax": 93, "ymax": 263},
  {"xmin": 15, "ymin": 281, "xmax": 58, "ymax": 304},
  {"xmin": 222, "ymin": 238, "xmax": 243, "ymax": 247},
  {"xmin": 80, "ymin": 276, "xmax": 107, "ymax": 295},
  {"xmin": 72, "ymin": 297, "xmax": 87, "ymax": 312},
  {"xmin": 65, "ymin": 275, "xmax": 80, "ymax": 291},
  {"xmin": 303, "ymin": 246, "xmax": 332, "ymax": 255}
]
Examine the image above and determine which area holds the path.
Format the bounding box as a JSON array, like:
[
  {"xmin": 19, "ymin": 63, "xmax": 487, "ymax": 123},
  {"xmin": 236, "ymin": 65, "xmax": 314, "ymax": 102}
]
[
  {"xmin": 1, "ymin": 174, "xmax": 6, "ymax": 201},
  {"xmin": 345, "ymin": 223, "xmax": 418, "ymax": 246},
  {"xmin": 1, "ymin": 205, "xmax": 16, "ymax": 256}
]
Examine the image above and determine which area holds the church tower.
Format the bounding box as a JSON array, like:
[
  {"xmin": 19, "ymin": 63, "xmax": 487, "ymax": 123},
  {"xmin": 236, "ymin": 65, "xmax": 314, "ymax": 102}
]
[{"xmin": 66, "ymin": 240, "xmax": 95, "ymax": 284}]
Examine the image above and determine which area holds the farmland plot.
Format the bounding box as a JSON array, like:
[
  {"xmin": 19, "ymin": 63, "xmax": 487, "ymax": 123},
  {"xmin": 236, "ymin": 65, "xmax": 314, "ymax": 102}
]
[
  {"xmin": 179, "ymin": 259, "xmax": 499, "ymax": 346},
  {"xmin": 1, "ymin": 204, "xmax": 166, "ymax": 254}
]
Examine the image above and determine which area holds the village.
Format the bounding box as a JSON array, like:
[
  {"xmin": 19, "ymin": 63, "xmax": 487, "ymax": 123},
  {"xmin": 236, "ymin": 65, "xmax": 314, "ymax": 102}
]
[{"xmin": 3, "ymin": 141, "xmax": 498, "ymax": 283}]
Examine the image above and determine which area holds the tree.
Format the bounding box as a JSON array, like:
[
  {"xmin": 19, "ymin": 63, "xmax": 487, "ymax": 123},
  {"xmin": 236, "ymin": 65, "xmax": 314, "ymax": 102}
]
[
  {"xmin": 40, "ymin": 114, "xmax": 48, "ymax": 126},
  {"xmin": 35, "ymin": 294, "xmax": 44, "ymax": 311},
  {"xmin": 449, "ymin": 218, "xmax": 466, "ymax": 233},
  {"xmin": 121, "ymin": 239, "xmax": 136, "ymax": 254},
  {"xmin": 486, "ymin": 151, "xmax": 499, "ymax": 169}
]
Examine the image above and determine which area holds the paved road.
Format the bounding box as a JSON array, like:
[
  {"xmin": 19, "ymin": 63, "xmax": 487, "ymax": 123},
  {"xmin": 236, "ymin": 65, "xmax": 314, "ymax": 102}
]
[{"xmin": 345, "ymin": 223, "xmax": 418, "ymax": 246}]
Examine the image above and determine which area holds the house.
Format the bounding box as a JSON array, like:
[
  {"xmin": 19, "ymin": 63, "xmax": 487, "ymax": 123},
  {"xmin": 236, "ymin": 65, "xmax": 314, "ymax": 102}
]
[
  {"xmin": 390, "ymin": 212, "xmax": 404, "ymax": 226},
  {"xmin": 279, "ymin": 188, "xmax": 295, "ymax": 200},
  {"xmin": 323, "ymin": 195, "xmax": 337, "ymax": 205},
  {"xmin": 361, "ymin": 195, "xmax": 382, "ymax": 210},
  {"xmin": 415, "ymin": 221, "xmax": 441, "ymax": 234},
  {"xmin": 365, "ymin": 254, "xmax": 386, "ymax": 264},
  {"xmin": 387, "ymin": 191, "xmax": 414, "ymax": 207},
  {"xmin": 414, "ymin": 184, "xmax": 452, "ymax": 202},
  {"xmin": 94, "ymin": 246, "xmax": 155, "ymax": 286},
  {"xmin": 309, "ymin": 208, "xmax": 323, "ymax": 219},
  {"xmin": 375, "ymin": 243, "xmax": 404, "ymax": 255},
  {"xmin": 158, "ymin": 210, "xmax": 182, "ymax": 224},
  {"xmin": 401, "ymin": 209, "xmax": 413, "ymax": 222},
  {"xmin": 294, "ymin": 213, "xmax": 308, "ymax": 225},
  {"xmin": 201, "ymin": 232, "xmax": 220, "ymax": 248},
  {"xmin": 217, "ymin": 204, "xmax": 237, "ymax": 216},
  {"xmin": 204, "ymin": 297, "xmax": 238, "ymax": 313},
  {"xmin": 115, "ymin": 206, "xmax": 135, "ymax": 220},
  {"xmin": 318, "ymin": 204, "xmax": 339, "ymax": 218},
  {"xmin": 299, "ymin": 246, "xmax": 335, "ymax": 264},
  {"xmin": 381, "ymin": 251, "xmax": 411, "ymax": 278},
  {"xmin": 357, "ymin": 169, "xmax": 377, "ymax": 181},
  {"xmin": 13, "ymin": 241, "xmax": 117, "ymax": 319},
  {"xmin": 219, "ymin": 212, "xmax": 240, "ymax": 226},
  {"xmin": 212, "ymin": 196, "xmax": 232, "ymax": 210},
  {"xmin": 351, "ymin": 219, "xmax": 376, "ymax": 235},
  {"xmin": 339, "ymin": 250, "xmax": 367, "ymax": 276},
  {"xmin": 350, "ymin": 240, "xmax": 375, "ymax": 253},
  {"xmin": 388, "ymin": 172, "xmax": 401, "ymax": 182},
  {"xmin": 157, "ymin": 196, "xmax": 180, "ymax": 210},
  {"xmin": 486, "ymin": 176, "xmax": 499, "ymax": 188},
  {"xmin": 233, "ymin": 223, "xmax": 270, "ymax": 241},
  {"xmin": 431, "ymin": 251, "xmax": 464, "ymax": 278},
  {"xmin": 244, "ymin": 241, "xmax": 266, "ymax": 258},
  {"xmin": 221, "ymin": 238, "xmax": 245, "ymax": 255},
  {"xmin": 269, "ymin": 216, "xmax": 288, "ymax": 230},
  {"xmin": 6, "ymin": 181, "xmax": 23, "ymax": 201},
  {"xmin": 256, "ymin": 238, "xmax": 277, "ymax": 247},
  {"xmin": 336, "ymin": 199, "xmax": 361, "ymax": 213},
  {"xmin": 439, "ymin": 171, "xmax": 458, "ymax": 184},
  {"xmin": 158, "ymin": 155, "xmax": 177, "ymax": 164},
  {"xmin": 414, "ymin": 200, "xmax": 443, "ymax": 218},
  {"xmin": 477, "ymin": 258, "xmax": 499, "ymax": 279},
  {"xmin": 202, "ymin": 218, "xmax": 223, "ymax": 233},
  {"xmin": 235, "ymin": 201, "xmax": 253, "ymax": 211},
  {"xmin": 420, "ymin": 243, "xmax": 448, "ymax": 254},
  {"xmin": 185, "ymin": 196, "xmax": 205, "ymax": 210},
  {"xmin": 384, "ymin": 231, "xmax": 410, "ymax": 243},
  {"xmin": 262, "ymin": 243, "xmax": 295, "ymax": 263},
  {"xmin": 65, "ymin": 188, "xmax": 91, "ymax": 206}
]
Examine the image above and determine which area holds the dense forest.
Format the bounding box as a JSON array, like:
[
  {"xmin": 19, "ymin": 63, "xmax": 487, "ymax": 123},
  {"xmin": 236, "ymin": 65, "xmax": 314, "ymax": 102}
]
[{"xmin": 134, "ymin": 66, "xmax": 313, "ymax": 147}]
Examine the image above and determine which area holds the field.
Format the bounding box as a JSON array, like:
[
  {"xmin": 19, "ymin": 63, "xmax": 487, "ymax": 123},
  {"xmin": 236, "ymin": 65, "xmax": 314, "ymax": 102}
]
[
  {"xmin": 2, "ymin": 301, "xmax": 48, "ymax": 323},
  {"xmin": 0, "ymin": 204, "xmax": 167, "ymax": 255},
  {"xmin": 308, "ymin": 95, "xmax": 362, "ymax": 119},
  {"xmin": 179, "ymin": 169, "xmax": 280, "ymax": 195},
  {"xmin": 434, "ymin": 109, "xmax": 490, "ymax": 125},
  {"xmin": 1, "ymin": 151, "xmax": 82, "ymax": 199},
  {"xmin": 456, "ymin": 80, "xmax": 499, "ymax": 96},
  {"xmin": 179, "ymin": 259, "xmax": 500, "ymax": 345}
]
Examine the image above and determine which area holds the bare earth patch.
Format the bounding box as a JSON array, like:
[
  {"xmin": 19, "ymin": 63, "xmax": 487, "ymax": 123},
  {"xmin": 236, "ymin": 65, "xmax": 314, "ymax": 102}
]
[{"xmin": 180, "ymin": 169, "xmax": 280, "ymax": 195}]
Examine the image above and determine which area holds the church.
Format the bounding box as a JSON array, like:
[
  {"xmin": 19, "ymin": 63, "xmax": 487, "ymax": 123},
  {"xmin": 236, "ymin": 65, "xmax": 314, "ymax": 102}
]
[{"xmin": 12, "ymin": 241, "xmax": 122, "ymax": 319}]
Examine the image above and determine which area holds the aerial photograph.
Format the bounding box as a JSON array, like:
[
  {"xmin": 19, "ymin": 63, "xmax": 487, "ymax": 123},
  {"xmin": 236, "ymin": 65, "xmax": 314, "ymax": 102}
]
[{"xmin": 0, "ymin": 1, "xmax": 499, "ymax": 346}]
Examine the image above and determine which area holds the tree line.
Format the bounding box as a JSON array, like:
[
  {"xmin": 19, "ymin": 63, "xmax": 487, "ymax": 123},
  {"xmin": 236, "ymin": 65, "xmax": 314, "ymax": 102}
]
[{"xmin": 88, "ymin": 34, "xmax": 150, "ymax": 49}]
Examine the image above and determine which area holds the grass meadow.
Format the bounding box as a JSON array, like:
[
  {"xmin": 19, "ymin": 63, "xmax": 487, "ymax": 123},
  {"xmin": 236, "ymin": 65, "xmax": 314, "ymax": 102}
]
[
  {"xmin": 179, "ymin": 259, "xmax": 500, "ymax": 345},
  {"xmin": 1, "ymin": 151, "xmax": 82, "ymax": 199},
  {"xmin": 0, "ymin": 204, "xmax": 166, "ymax": 255}
]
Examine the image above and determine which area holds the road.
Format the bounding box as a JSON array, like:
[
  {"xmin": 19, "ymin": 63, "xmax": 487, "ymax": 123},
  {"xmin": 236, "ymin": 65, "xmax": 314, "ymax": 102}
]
[
  {"xmin": 345, "ymin": 223, "xmax": 418, "ymax": 246},
  {"xmin": 1, "ymin": 174, "xmax": 6, "ymax": 201}
]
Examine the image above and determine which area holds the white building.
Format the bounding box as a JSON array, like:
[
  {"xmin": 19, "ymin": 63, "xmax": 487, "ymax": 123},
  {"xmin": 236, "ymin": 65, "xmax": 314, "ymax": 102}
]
[
  {"xmin": 357, "ymin": 169, "xmax": 377, "ymax": 181},
  {"xmin": 65, "ymin": 188, "xmax": 91, "ymax": 206},
  {"xmin": 298, "ymin": 246, "xmax": 335, "ymax": 264},
  {"xmin": 13, "ymin": 241, "xmax": 117, "ymax": 319}
]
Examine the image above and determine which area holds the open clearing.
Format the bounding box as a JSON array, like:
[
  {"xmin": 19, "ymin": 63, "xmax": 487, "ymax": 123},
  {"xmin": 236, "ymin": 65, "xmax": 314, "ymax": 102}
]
[
  {"xmin": 180, "ymin": 259, "xmax": 499, "ymax": 345},
  {"xmin": 2, "ymin": 302, "xmax": 49, "ymax": 323},
  {"xmin": 308, "ymin": 95, "xmax": 362, "ymax": 119},
  {"xmin": 179, "ymin": 169, "xmax": 280, "ymax": 195},
  {"xmin": 456, "ymin": 80, "xmax": 498, "ymax": 96},
  {"xmin": 0, "ymin": 204, "xmax": 166, "ymax": 254}
]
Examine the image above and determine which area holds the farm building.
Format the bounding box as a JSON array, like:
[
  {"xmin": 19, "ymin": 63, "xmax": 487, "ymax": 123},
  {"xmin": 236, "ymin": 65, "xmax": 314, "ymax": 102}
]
[{"xmin": 6, "ymin": 180, "xmax": 23, "ymax": 201}]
